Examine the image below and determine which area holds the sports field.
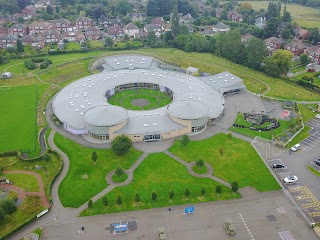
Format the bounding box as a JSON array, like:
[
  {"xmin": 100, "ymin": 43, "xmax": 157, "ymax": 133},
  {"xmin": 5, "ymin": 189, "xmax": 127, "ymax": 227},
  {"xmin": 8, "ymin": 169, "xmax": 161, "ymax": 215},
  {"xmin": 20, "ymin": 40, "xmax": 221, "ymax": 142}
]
[{"xmin": 0, "ymin": 85, "xmax": 37, "ymax": 153}]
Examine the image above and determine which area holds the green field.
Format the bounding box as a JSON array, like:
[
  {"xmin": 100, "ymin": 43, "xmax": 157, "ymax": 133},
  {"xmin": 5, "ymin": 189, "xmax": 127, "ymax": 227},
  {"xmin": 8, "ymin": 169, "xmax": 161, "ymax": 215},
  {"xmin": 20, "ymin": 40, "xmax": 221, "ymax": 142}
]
[
  {"xmin": 169, "ymin": 134, "xmax": 280, "ymax": 191},
  {"xmin": 230, "ymin": 113, "xmax": 293, "ymax": 140},
  {"xmin": 240, "ymin": 1, "xmax": 320, "ymax": 28},
  {"xmin": 54, "ymin": 133, "xmax": 142, "ymax": 207},
  {"xmin": 307, "ymin": 165, "xmax": 320, "ymax": 177},
  {"xmin": 0, "ymin": 85, "xmax": 37, "ymax": 153},
  {"xmin": 108, "ymin": 89, "xmax": 172, "ymax": 110},
  {"xmin": 81, "ymin": 153, "xmax": 239, "ymax": 216},
  {"xmin": 1, "ymin": 173, "xmax": 39, "ymax": 192}
]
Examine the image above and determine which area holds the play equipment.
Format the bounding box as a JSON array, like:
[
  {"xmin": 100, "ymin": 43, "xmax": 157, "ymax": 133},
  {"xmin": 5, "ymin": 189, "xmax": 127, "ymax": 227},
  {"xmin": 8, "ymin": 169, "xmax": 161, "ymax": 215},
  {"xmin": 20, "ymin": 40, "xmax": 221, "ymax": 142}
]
[
  {"xmin": 157, "ymin": 227, "xmax": 167, "ymax": 240},
  {"xmin": 224, "ymin": 221, "xmax": 236, "ymax": 236}
]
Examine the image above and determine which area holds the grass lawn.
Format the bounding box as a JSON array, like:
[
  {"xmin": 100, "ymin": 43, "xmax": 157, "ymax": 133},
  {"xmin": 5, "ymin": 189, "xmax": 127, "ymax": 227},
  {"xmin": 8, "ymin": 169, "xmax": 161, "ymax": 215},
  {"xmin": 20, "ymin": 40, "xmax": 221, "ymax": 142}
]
[
  {"xmin": 0, "ymin": 195, "xmax": 43, "ymax": 239},
  {"xmin": 0, "ymin": 152, "xmax": 63, "ymax": 201},
  {"xmin": 66, "ymin": 42, "xmax": 81, "ymax": 51},
  {"xmin": 192, "ymin": 165, "xmax": 208, "ymax": 174},
  {"xmin": 112, "ymin": 173, "xmax": 128, "ymax": 183},
  {"xmin": 0, "ymin": 85, "xmax": 37, "ymax": 153},
  {"xmin": 108, "ymin": 89, "xmax": 172, "ymax": 110},
  {"xmin": 169, "ymin": 134, "xmax": 280, "ymax": 191},
  {"xmin": 1, "ymin": 173, "xmax": 39, "ymax": 192},
  {"xmin": 80, "ymin": 153, "xmax": 239, "ymax": 216},
  {"xmin": 299, "ymin": 104, "xmax": 318, "ymax": 122},
  {"xmin": 54, "ymin": 133, "xmax": 142, "ymax": 207},
  {"xmin": 307, "ymin": 165, "xmax": 320, "ymax": 177},
  {"xmin": 240, "ymin": 1, "xmax": 320, "ymax": 28},
  {"xmin": 230, "ymin": 113, "xmax": 293, "ymax": 140}
]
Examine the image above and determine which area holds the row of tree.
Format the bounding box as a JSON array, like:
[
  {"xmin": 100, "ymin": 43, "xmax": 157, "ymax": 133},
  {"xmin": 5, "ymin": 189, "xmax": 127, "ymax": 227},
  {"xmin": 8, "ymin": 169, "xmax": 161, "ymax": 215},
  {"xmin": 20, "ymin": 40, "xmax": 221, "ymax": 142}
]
[{"xmin": 88, "ymin": 182, "xmax": 239, "ymax": 208}]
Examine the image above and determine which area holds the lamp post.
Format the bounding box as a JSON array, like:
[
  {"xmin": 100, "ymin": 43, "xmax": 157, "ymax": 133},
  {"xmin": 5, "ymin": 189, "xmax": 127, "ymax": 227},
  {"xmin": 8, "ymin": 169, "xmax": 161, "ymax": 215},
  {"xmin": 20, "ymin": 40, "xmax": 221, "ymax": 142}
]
[{"xmin": 259, "ymin": 130, "xmax": 261, "ymax": 138}]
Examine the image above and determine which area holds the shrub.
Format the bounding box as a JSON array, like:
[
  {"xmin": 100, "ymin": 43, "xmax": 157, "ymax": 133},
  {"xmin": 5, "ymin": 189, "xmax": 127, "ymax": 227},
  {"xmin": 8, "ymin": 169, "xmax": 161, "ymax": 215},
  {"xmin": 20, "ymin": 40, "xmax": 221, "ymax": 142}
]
[
  {"xmin": 102, "ymin": 196, "xmax": 108, "ymax": 206},
  {"xmin": 181, "ymin": 135, "xmax": 190, "ymax": 146},
  {"xmin": 169, "ymin": 190, "xmax": 174, "ymax": 199},
  {"xmin": 184, "ymin": 188, "xmax": 190, "ymax": 197},
  {"xmin": 115, "ymin": 167, "xmax": 124, "ymax": 176},
  {"xmin": 0, "ymin": 199, "xmax": 17, "ymax": 214},
  {"xmin": 24, "ymin": 59, "xmax": 36, "ymax": 70},
  {"xmin": 88, "ymin": 199, "xmax": 92, "ymax": 208},
  {"xmin": 134, "ymin": 193, "xmax": 140, "ymax": 203},
  {"xmin": 219, "ymin": 147, "xmax": 224, "ymax": 156},
  {"xmin": 215, "ymin": 185, "xmax": 222, "ymax": 194},
  {"xmin": 117, "ymin": 195, "xmax": 122, "ymax": 205},
  {"xmin": 92, "ymin": 151, "xmax": 97, "ymax": 162},
  {"xmin": 40, "ymin": 63, "xmax": 48, "ymax": 69},
  {"xmin": 111, "ymin": 135, "xmax": 132, "ymax": 156},
  {"xmin": 201, "ymin": 187, "xmax": 206, "ymax": 196},
  {"xmin": 152, "ymin": 191, "xmax": 158, "ymax": 202},
  {"xmin": 231, "ymin": 181, "xmax": 239, "ymax": 192},
  {"xmin": 196, "ymin": 159, "xmax": 204, "ymax": 167}
]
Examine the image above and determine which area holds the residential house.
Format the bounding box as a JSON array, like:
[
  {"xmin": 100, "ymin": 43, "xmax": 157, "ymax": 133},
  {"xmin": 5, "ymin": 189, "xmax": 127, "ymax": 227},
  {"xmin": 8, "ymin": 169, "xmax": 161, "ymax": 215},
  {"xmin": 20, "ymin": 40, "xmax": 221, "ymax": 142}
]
[
  {"xmin": 228, "ymin": 11, "xmax": 243, "ymax": 22},
  {"xmin": 22, "ymin": 5, "xmax": 36, "ymax": 19},
  {"xmin": 306, "ymin": 63, "xmax": 320, "ymax": 72},
  {"xmin": 75, "ymin": 16, "xmax": 93, "ymax": 30},
  {"xmin": 108, "ymin": 25, "xmax": 124, "ymax": 39},
  {"xmin": 255, "ymin": 17, "xmax": 266, "ymax": 29},
  {"xmin": 42, "ymin": 29, "xmax": 61, "ymax": 43},
  {"xmin": 0, "ymin": 27, "xmax": 8, "ymax": 35},
  {"xmin": 8, "ymin": 23, "xmax": 28, "ymax": 36},
  {"xmin": 285, "ymin": 39, "xmax": 307, "ymax": 56},
  {"xmin": 61, "ymin": 31, "xmax": 77, "ymax": 42},
  {"xmin": 264, "ymin": 37, "xmax": 285, "ymax": 50},
  {"xmin": 294, "ymin": 27, "xmax": 310, "ymax": 41},
  {"xmin": 241, "ymin": 33, "xmax": 254, "ymax": 45},
  {"xmin": 127, "ymin": 13, "xmax": 146, "ymax": 23},
  {"xmin": 304, "ymin": 46, "xmax": 320, "ymax": 63},
  {"xmin": 34, "ymin": 0, "xmax": 51, "ymax": 10},
  {"xmin": 98, "ymin": 15, "xmax": 109, "ymax": 28},
  {"xmin": 144, "ymin": 24, "xmax": 162, "ymax": 33},
  {"xmin": 179, "ymin": 14, "xmax": 195, "ymax": 24},
  {"xmin": 21, "ymin": 35, "xmax": 38, "ymax": 46},
  {"xmin": 199, "ymin": 26, "xmax": 214, "ymax": 36},
  {"xmin": 152, "ymin": 17, "xmax": 165, "ymax": 26},
  {"xmin": 134, "ymin": 30, "xmax": 148, "ymax": 40},
  {"xmin": 215, "ymin": 8, "xmax": 224, "ymax": 18},
  {"xmin": 75, "ymin": 33, "xmax": 86, "ymax": 43},
  {"xmin": 0, "ymin": 34, "xmax": 17, "ymax": 48},
  {"xmin": 52, "ymin": 19, "xmax": 72, "ymax": 32},
  {"xmin": 162, "ymin": 23, "xmax": 171, "ymax": 32},
  {"xmin": 29, "ymin": 21, "xmax": 51, "ymax": 35},
  {"xmin": 0, "ymin": 14, "xmax": 13, "ymax": 25},
  {"xmin": 109, "ymin": 18, "xmax": 123, "ymax": 27},
  {"xmin": 84, "ymin": 26, "xmax": 100, "ymax": 40},
  {"xmin": 124, "ymin": 23, "xmax": 139, "ymax": 37},
  {"xmin": 212, "ymin": 22, "xmax": 230, "ymax": 33}
]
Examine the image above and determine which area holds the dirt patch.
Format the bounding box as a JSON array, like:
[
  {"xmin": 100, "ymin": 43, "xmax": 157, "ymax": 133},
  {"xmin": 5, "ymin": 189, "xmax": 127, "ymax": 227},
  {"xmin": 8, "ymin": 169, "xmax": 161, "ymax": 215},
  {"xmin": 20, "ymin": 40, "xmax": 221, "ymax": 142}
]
[{"xmin": 131, "ymin": 98, "xmax": 150, "ymax": 107}]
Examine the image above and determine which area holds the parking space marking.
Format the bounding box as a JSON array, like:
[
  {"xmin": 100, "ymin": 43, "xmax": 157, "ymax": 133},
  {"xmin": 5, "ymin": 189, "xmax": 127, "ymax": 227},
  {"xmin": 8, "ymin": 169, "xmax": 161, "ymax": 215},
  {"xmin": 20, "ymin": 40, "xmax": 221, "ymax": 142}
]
[
  {"xmin": 278, "ymin": 231, "xmax": 295, "ymax": 240},
  {"xmin": 278, "ymin": 172, "xmax": 291, "ymax": 175},
  {"xmin": 268, "ymin": 159, "xmax": 282, "ymax": 162},
  {"xmin": 238, "ymin": 213, "xmax": 254, "ymax": 240}
]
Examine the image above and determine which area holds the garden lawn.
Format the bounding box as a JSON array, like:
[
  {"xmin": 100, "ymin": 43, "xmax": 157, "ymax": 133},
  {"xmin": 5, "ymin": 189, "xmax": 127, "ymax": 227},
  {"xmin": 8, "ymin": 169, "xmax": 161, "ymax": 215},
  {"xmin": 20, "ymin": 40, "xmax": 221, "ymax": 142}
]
[
  {"xmin": 81, "ymin": 153, "xmax": 239, "ymax": 216},
  {"xmin": 169, "ymin": 134, "xmax": 280, "ymax": 192},
  {"xmin": 1, "ymin": 173, "xmax": 39, "ymax": 192},
  {"xmin": 299, "ymin": 104, "xmax": 318, "ymax": 122},
  {"xmin": 230, "ymin": 113, "xmax": 293, "ymax": 140},
  {"xmin": 54, "ymin": 134, "xmax": 142, "ymax": 207},
  {"xmin": 0, "ymin": 85, "xmax": 37, "ymax": 153}
]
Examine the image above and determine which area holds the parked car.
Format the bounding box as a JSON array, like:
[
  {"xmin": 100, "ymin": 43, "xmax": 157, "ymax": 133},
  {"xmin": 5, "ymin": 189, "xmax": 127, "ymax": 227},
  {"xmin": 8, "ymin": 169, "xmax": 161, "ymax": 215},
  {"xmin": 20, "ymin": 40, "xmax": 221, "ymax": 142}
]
[
  {"xmin": 273, "ymin": 163, "xmax": 285, "ymax": 169},
  {"xmin": 316, "ymin": 114, "xmax": 320, "ymax": 119},
  {"xmin": 283, "ymin": 176, "xmax": 298, "ymax": 184},
  {"xmin": 291, "ymin": 144, "xmax": 301, "ymax": 152},
  {"xmin": 314, "ymin": 159, "xmax": 320, "ymax": 166}
]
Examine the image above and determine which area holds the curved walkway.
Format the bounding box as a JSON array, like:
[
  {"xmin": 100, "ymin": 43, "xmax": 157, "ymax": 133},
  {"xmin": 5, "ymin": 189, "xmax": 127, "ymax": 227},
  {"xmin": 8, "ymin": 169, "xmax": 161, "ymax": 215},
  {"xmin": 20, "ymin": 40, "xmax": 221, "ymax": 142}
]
[
  {"xmin": 164, "ymin": 151, "xmax": 231, "ymax": 188},
  {"xmin": 2, "ymin": 170, "xmax": 50, "ymax": 207}
]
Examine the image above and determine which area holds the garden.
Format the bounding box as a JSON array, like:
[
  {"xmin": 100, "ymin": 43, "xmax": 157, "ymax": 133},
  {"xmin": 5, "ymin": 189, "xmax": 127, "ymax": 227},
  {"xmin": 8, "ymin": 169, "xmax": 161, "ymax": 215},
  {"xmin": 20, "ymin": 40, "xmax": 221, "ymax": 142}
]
[{"xmin": 81, "ymin": 152, "xmax": 240, "ymax": 216}]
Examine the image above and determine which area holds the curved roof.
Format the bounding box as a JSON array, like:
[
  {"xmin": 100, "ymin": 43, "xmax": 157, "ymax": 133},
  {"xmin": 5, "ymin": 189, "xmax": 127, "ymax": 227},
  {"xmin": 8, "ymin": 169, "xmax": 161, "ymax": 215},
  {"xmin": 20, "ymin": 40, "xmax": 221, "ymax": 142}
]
[
  {"xmin": 168, "ymin": 101, "xmax": 209, "ymax": 120},
  {"xmin": 84, "ymin": 105, "xmax": 128, "ymax": 126}
]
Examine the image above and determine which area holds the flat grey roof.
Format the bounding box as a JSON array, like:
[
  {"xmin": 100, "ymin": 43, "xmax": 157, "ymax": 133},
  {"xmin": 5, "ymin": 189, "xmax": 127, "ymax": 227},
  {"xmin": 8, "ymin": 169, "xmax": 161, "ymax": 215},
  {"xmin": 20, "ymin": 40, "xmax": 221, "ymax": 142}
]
[
  {"xmin": 84, "ymin": 105, "xmax": 128, "ymax": 126},
  {"xmin": 52, "ymin": 55, "xmax": 245, "ymax": 135},
  {"xmin": 168, "ymin": 100, "xmax": 209, "ymax": 120}
]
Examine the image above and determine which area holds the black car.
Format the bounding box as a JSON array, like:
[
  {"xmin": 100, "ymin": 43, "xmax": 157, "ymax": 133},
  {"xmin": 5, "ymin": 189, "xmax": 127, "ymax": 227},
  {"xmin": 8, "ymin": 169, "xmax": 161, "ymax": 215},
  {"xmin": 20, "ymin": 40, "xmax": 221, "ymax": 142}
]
[
  {"xmin": 314, "ymin": 160, "xmax": 320, "ymax": 166},
  {"xmin": 273, "ymin": 163, "xmax": 285, "ymax": 169}
]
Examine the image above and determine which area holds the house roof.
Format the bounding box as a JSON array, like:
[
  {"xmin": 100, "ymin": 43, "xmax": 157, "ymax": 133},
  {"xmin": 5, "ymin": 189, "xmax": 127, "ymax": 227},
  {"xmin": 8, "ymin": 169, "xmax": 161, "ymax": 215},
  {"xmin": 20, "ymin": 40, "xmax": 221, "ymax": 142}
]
[
  {"xmin": 152, "ymin": 17, "xmax": 164, "ymax": 25},
  {"xmin": 108, "ymin": 25, "xmax": 123, "ymax": 35},
  {"xmin": 76, "ymin": 16, "xmax": 93, "ymax": 22},
  {"xmin": 0, "ymin": 34, "xmax": 17, "ymax": 40},
  {"xmin": 29, "ymin": 21, "xmax": 50, "ymax": 28},
  {"xmin": 22, "ymin": 35, "xmax": 37, "ymax": 42},
  {"xmin": 241, "ymin": 33, "xmax": 254, "ymax": 41},
  {"xmin": 52, "ymin": 18, "xmax": 71, "ymax": 25},
  {"xmin": 43, "ymin": 29, "xmax": 60, "ymax": 36},
  {"xmin": 9, "ymin": 23, "xmax": 27, "ymax": 29},
  {"xmin": 85, "ymin": 26, "xmax": 99, "ymax": 31},
  {"xmin": 213, "ymin": 22, "xmax": 230, "ymax": 30},
  {"xmin": 264, "ymin": 37, "xmax": 285, "ymax": 44},
  {"xmin": 124, "ymin": 23, "xmax": 138, "ymax": 30},
  {"xmin": 306, "ymin": 46, "xmax": 320, "ymax": 54},
  {"xmin": 98, "ymin": 15, "xmax": 108, "ymax": 22},
  {"xmin": 186, "ymin": 66, "xmax": 199, "ymax": 73}
]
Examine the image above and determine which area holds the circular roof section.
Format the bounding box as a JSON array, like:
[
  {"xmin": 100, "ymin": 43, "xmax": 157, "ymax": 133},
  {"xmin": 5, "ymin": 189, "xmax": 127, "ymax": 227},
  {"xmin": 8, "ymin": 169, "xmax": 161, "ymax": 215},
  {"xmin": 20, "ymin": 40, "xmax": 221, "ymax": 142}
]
[
  {"xmin": 84, "ymin": 105, "xmax": 128, "ymax": 126},
  {"xmin": 168, "ymin": 100, "xmax": 209, "ymax": 120}
]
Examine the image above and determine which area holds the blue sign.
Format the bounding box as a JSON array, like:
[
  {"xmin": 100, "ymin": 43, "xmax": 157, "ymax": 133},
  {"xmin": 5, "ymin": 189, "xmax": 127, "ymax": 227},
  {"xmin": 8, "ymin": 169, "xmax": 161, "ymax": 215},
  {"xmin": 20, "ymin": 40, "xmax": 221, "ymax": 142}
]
[{"xmin": 184, "ymin": 206, "xmax": 195, "ymax": 214}]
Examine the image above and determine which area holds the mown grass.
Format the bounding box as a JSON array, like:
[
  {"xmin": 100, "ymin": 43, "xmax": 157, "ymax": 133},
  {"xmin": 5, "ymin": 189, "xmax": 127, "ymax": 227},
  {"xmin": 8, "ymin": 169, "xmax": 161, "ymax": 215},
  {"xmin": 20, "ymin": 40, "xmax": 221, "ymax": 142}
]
[
  {"xmin": 108, "ymin": 89, "xmax": 172, "ymax": 110},
  {"xmin": 169, "ymin": 133, "xmax": 280, "ymax": 191},
  {"xmin": 112, "ymin": 173, "xmax": 128, "ymax": 183},
  {"xmin": 241, "ymin": 1, "xmax": 320, "ymax": 28},
  {"xmin": 1, "ymin": 152, "xmax": 63, "ymax": 200},
  {"xmin": 80, "ymin": 153, "xmax": 239, "ymax": 216},
  {"xmin": 307, "ymin": 165, "xmax": 320, "ymax": 177},
  {"xmin": 0, "ymin": 85, "xmax": 37, "ymax": 153},
  {"xmin": 54, "ymin": 133, "xmax": 142, "ymax": 207},
  {"xmin": 1, "ymin": 173, "xmax": 39, "ymax": 192},
  {"xmin": 192, "ymin": 165, "xmax": 208, "ymax": 174}
]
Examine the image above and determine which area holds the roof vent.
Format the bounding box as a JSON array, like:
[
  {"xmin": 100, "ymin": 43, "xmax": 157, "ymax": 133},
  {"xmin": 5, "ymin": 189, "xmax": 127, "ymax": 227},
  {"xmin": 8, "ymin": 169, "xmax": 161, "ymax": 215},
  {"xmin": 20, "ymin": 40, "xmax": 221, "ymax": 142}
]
[
  {"xmin": 144, "ymin": 124, "xmax": 148, "ymax": 127},
  {"xmin": 116, "ymin": 62, "xmax": 120, "ymax": 65},
  {"xmin": 80, "ymin": 112, "xmax": 84, "ymax": 115},
  {"xmin": 226, "ymin": 74, "xmax": 229, "ymax": 76},
  {"xmin": 114, "ymin": 59, "xmax": 117, "ymax": 62},
  {"xmin": 152, "ymin": 123, "xmax": 157, "ymax": 126},
  {"xmin": 75, "ymin": 109, "xmax": 79, "ymax": 112},
  {"xmin": 231, "ymin": 77, "xmax": 234, "ymax": 80},
  {"xmin": 126, "ymin": 60, "xmax": 129, "ymax": 62},
  {"xmin": 219, "ymin": 77, "xmax": 222, "ymax": 79}
]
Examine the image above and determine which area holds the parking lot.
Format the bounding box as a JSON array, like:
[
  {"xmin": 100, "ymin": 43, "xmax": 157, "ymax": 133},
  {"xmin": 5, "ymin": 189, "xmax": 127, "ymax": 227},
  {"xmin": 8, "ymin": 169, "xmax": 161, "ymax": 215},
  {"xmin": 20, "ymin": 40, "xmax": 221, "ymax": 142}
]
[
  {"xmin": 299, "ymin": 118, "xmax": 320, "ymax": 152},
  {"xmin": 41, "ymin": 191, "xmax": 318, "ymax": 240}
]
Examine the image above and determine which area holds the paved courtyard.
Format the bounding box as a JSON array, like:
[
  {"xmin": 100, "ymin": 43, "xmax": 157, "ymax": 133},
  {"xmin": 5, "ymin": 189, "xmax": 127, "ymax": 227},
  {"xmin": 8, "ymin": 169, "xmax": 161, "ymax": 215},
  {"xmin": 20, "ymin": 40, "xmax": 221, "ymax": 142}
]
[{"xmin": 40, "ymin": 191, "xmax": 318, "ymax": 240}]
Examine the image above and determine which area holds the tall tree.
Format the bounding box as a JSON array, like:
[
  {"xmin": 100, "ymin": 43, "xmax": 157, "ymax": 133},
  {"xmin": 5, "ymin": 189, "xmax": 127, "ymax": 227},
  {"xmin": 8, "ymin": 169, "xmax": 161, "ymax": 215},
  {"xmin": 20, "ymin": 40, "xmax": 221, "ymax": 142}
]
[
  {"xmin": 266, "ymin": 2, "xmax": 280, "ymax": 20},
  {"xmin": 16, "ymin": 39, "xmax": 24, "ymax": 53},
  {"xmin": 245, "ymin": 37, "xmax": 268, "ymax": 70},
  {"xmin": 92, "ymin": 6, "xmax": 104, "ymax": 20},
  {"xmin": 264, "ymin": 49, "xmax": 293, "ymax": 77},
  {"xmin": 146, "ymin": 0, "xmax": 159, "ymax": 16},
  {"xmin": 264, "ymin": 17, "xmax": 280, "ymax": 38},
  {"xmin": 115, "ymin": 0, "xmax": 132, "ymax": 15},
  {"xmin": 46, "ymin": 5, "xmax": 53, "ymax": 14},
  {"xmin": 171, "ymin": 3, "xmax": 180, "ymax": 38},
  {"xmin": 17, "ymin": 0, "xmax": 30, "ymax": 10}
]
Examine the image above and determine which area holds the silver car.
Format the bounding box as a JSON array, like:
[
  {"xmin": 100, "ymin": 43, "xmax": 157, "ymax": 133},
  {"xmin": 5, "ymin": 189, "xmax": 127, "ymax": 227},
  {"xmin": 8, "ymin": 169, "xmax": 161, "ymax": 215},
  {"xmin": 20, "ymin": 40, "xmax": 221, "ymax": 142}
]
[{"xmin": 283, "ymin": 176, "xmax": 298, "ymax": 184}]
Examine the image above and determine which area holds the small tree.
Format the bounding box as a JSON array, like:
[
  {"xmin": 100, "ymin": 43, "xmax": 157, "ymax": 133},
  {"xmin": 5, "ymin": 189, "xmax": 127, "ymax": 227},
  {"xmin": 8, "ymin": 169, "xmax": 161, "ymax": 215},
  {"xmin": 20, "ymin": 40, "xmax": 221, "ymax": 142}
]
[
  {"xmin": 0, "ymin": 199, "xmax": 16, "ymax": 214},
  {"xmin": 215, "ymin": 185, "xmax": 222, "ymax": 194},
  {"xmin": 169, "ymin": 190, "xmax": 174, "ymax": 199},
  {"xmin": 201, "ymin": 187, "xmax": 206, "ymax": 196},
  {"xmin": 300, "ymin": 54, "xmax": 309, "ymax": 65},
  {"xmin": 115, "ymin": 167, "xmax": 124, "ymax": 176},
  {"xmin": 111, "ymin": 135, "xmax": 133, "ymax": 156},
  {"xmin": 196, "ymin": 159, "xmax": 204, "ymax": 167},
  {"xmin": 105, "ymin": 37, "xmax": 114, "ymax": 48},
  {"xmin": 134, "ymin": 193, "xmax": 140, "ymax": 203},
  {"xmin": 231, "ymin": 181, "xmax": 239, "ymax": 192},
  {"xmin": 219, "ymin": 147, "xmax": 224, "ymax": 156},
  {"xmin": 102, "ymin": 196, "xmax": 108, "ymax": 206},
  {"xmin": 16, "ymin": 39, "xmax": 24, "ymax": 53},
  {"xmin": 88, "ymin": 199, "xmax": 93, "ymax": 208},
  {"xmin": 181, "ymin": 135, "xmax": 190, "ymax": 146},
  {"xmin": 43, "ymin": 154, "xmax": 51, "ymax": 162},
  {"xmin": 92, "ymin": 151, "xmax": 98, "ymax": 162},
  {"xmin": 227, "ymin": 132, "xmax": 233, "ymax": 139},
  {"xmin": 117, "ymin": 195, "xmax": 122, "ymax": 205},
  {"xmin": 184, "ymin": 188, "xmax": 190, "ymax": 197},
  {"xmin": 152, "ymin": 191, "xmax": 158, "ymax": 202}
]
